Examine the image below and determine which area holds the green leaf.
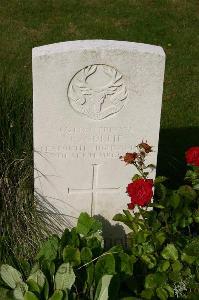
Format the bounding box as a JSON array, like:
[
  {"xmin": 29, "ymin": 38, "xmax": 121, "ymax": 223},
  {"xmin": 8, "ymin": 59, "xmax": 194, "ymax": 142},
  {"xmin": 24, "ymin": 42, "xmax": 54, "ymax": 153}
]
[
  {"xmin": 182, "ymin": 206, "xmax": 192, "ymax": 217},
  {"xmin": 60, "ymin": 228, "xmax": 80, "ymax": 249},
  {"xmin": 70, "ymin": 228, "xmax": 80, "ymax": 247},
  {"xmin": 0, "ymin": 287, "xmax": 13, "ymax": 300},
  {"xmin": 181, "ymin": 253, "xmax": 196, "ymax": 264},
  {"xmin": 24, "ymin": 291, "xmax": 39, "ymax": 300},
  {"xmin": 178, "ymin": 185, "xmax": 197, "ymax": 201},
  {"xmin": 94, "ymin": 274, "xmax": 113, "ymax": 300},
  {"xmin": 172, "ymin": 261, "xmax": 182, "ymax": 272},
  {"xmin": 155, "ymin": 232, "xmax": 166, "ymax": 245},
  {"xmin": 26, "ymin": 279, "xmax": 40, "ymax": 293},
  {"xmin": 86, "ymin": 263, "xmax": 94, "ymax": 287},
  {"xmin": 156, "ymin": 287, "xmax": 168, "ymax": 300},
  {"xmin": 112, "ymin": 213, "xmax": 127, "ymax": 223},
  {"xmin": 157, "ymin": 261, "xmax": 170, "ymax": 272},
  {"xmin": 163, "ymin": 285, "xmax": 174, "ymax": 297},
  {"xmin": 13, "ymin": 283, "xmax": 28, "ymax": 300},
  {"xmin": 0, "ymin": 264, "xmax": 23, "ymax": 289},
  {"xmin": 131, "ymin": 244, "xmax": 142, "ymax": 256},
  {"xmin": 154, "ymin": 176, "xmax": 168, "ymax": 184},
  {"xmin": 184, "ymin": 237, "xmax": 199, "ymax": 256},
  {"xmin": 107, "ymin": 245, "xmax": 123, "ymax": 254},
  {"xmin": 142, "ymin": 242, "xmax": 154, "ymax": 254},
  {"xmin": 155, "ymin": 183, "xmax": 167, "ymax": 202},
  {"xmin": 168, "ymin": 271, "xmax": 181, "ymax": 282},
  {"xmin": 182, "ymin": 266, "xmax": 192, "ymax": 277},
  {"xmin": 169, "ymin": 191, "xmax": 180, "ymax": 209},
  {"xmin": 54, "ymin": 263, "xmax": 75, "ymax": 291},
  {"xmin": 40, "ymin": 260, "xmax": 55, "ymax": 278},
  {"xmin": 135, "ymin": 231, "xmax": 148, "ymax": 244},
  {"xmin": 179, "ymin": 217, "xmax": 187, "ymax": 228},
  {"xmin": 193, "ymin": 210, "xmax": 199, "ymax": 223},
  {"xmin": 119, "ymin": 253, "xmax": 134, "ymax": 275},
  {"xmin": 150, "ymin": 204, "xmax": 165, "ymax": 209},
  {"xmin": 123, "ymin": 210, "xmax": 134, "ymax": 221},
  {"xmin": 108, "ymin": 275, "xmax": 121, "ymax": 300},
  {"xmin": 81, "ymin": 247, "xmax": 92, "ymax": 263},
  {"xmin": 30, "ymin": 263, "xmax": 40, "ymax": 275},
  {"xmin": 184, "ymin": 169, "xmax": 196, "ymax": 181},
  {"xmin": 132, "ymin": 174, "xmax": 142, "ymax": 181},
  {"xmin": 141, "ymin": 255, "xmax": 157, "ymax": 269},
  {"xmin": 145, "ymin": 273, "xmax": 167, "ymax": 289},
  {"xmin": 141, "ymin": 289, "xmax": 154, "ymax": 299},
  {"xmin": 161, "ymin": 244, "xmax": 178, "ymax": 261},
  {"xmin": 43, "ymin": 279, "xmax": 49, "ymax": 300},
  {"xmin": 86, "ymin": 231, "xmax": 104, "ymax": 249},
  {"xmin": 86, "ymin": 236, "xmax": 103, "ymax": 257},
  {"xmin": 76, "ymin": 212, "xmax": 102, "ymax": 236},
  {"xmin": 36, "ymin": 235, "xmax": 59, "ymax": 261},
  {"xmin": 27, "ymin": 269, "xmax": 45, "ymax": 291},
  {"xmin": 193, "ymin": 183, "xmax": 199, "ymax": 190},
  {"xmin": 63, "ymin": 246, "xmax": 81, "ymax": 266},
  {"xmin": 60, "ymin": 229, "xmax": 71, "ymax": 250},
  {"xmin": 95, "ymin": 253, "xmax": 115, "ymax": 284},
  {"xmin": 49, "ymin": 290, "xmax": 64, "ymax": 300}
]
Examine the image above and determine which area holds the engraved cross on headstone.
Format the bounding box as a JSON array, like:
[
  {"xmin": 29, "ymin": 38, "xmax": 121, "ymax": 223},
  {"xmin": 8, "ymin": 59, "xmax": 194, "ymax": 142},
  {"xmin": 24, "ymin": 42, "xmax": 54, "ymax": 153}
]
[{"xmin": 67, "ymin": 164, "xmax": 120, "ymax": 216}]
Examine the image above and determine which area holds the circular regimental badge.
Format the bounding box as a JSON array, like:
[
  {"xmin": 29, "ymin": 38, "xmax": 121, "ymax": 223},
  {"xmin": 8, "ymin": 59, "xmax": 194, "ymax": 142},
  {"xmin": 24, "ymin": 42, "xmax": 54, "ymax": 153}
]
[{"xmin": 67, "ymin": 64, "xmax": 128, "ymax": 120}]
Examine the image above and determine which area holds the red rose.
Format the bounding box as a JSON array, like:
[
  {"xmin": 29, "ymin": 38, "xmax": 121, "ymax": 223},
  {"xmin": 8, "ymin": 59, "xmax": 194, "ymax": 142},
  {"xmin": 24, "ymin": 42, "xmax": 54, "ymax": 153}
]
[
  {"xmin": 127, "ymin": 178, "xmax": 153, "ymax": 209},
  {"xmin": 185, "ymin": 147, "xmax": 199, "ymax": 167}
]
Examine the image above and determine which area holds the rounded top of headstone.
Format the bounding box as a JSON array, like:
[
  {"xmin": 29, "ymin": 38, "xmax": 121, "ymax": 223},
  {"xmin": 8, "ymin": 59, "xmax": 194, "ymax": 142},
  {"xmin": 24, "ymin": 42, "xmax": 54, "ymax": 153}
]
[{"xmin": 32, "ymin": 40, "xmax": 165, "ymax": 58}]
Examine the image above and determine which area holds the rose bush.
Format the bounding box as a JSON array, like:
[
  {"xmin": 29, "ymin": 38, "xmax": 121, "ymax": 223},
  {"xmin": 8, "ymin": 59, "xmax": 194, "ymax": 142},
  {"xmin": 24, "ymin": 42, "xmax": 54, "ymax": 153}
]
[{"xmin": 113, "ymin": 143, "xmax": 199, "ymax": 299}]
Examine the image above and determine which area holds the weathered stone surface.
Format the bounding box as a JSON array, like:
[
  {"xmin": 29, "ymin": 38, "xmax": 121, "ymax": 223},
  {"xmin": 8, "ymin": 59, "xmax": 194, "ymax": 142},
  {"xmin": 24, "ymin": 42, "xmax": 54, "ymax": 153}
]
[{"xmin": 33, "ymin": 40, "xmax": 165, "ymax": 236}]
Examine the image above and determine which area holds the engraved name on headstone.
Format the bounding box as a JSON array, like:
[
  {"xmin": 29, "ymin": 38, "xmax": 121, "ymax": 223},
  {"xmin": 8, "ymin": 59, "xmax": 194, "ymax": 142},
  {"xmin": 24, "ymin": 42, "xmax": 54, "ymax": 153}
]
[{"xmin": 33, "ymin": 40, "xmax": 165, "ymax": 238}]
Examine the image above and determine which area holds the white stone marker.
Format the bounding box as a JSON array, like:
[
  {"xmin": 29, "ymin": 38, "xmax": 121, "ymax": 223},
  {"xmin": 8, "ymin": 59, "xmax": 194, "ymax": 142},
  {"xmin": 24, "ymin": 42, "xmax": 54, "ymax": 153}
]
[{"xmin": 33, "ymin": 40, "xmax": 165, "ymax": 235}]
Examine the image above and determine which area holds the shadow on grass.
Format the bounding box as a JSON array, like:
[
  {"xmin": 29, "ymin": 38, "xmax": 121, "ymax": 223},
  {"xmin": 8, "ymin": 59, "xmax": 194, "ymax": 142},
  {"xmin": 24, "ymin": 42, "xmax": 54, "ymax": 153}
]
[{"xmin": 157, "ymin": 127, "xmax": 199, "ymax": 187}]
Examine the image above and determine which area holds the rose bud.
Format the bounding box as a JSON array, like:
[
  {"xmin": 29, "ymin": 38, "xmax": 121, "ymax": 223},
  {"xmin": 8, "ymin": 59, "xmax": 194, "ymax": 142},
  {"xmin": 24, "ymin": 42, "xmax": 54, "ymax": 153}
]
[
  {"xmin": 120, "ymin": 152, "xmax": 138, "ymax": 164},
  {"xmin": 137, "ymin": 141, "xmax": 153, "ymax": 153}
]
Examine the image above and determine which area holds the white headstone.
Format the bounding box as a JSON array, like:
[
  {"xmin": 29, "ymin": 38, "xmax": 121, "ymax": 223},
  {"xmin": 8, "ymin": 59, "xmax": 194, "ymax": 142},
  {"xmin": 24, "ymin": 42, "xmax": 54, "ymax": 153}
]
[{"xmin": 33, "ymin": 40, "xmax": 165, "ymax": 241}]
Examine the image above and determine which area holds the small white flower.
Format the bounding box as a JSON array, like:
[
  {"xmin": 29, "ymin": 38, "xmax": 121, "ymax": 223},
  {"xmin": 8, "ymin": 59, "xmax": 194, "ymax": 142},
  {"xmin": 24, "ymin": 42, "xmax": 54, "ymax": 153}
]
[{"xmin": 173, "ymin": 277, "xmax": 191, "ymax": 298}]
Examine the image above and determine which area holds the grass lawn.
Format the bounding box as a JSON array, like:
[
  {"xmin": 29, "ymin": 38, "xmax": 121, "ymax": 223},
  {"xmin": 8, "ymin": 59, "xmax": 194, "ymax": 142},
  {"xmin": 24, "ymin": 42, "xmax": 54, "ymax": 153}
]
[{"xmin": 0, "ymin": 0, "xmax": 198, "ymax": 182}]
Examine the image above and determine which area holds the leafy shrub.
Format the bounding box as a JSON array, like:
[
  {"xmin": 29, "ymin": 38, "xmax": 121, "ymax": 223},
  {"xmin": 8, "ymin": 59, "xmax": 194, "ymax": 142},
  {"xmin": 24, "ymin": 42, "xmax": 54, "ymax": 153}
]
[
  {"xmin": 0, "ymin": 212, "xmax": 134, "ymax": 299},
  {"xmin": 0, "ymin": 144, "xmax": 199, "ymax": 299}
]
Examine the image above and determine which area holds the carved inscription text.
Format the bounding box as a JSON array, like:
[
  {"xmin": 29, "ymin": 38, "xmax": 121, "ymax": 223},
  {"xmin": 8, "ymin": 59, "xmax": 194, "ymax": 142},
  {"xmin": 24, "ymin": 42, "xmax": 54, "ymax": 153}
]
[{"xmin": 36, "ymin": 126, "xmax": 135, "ymax": 161}]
